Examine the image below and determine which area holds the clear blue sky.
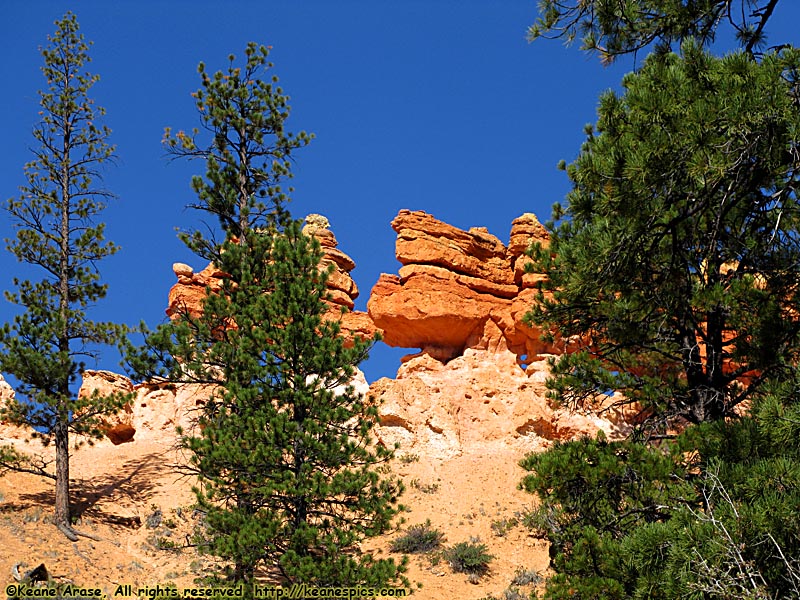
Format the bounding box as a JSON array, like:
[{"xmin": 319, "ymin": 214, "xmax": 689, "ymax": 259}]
[{"xmin": 2, "ymin": 1, "xmax": 799, "ymax": 384}]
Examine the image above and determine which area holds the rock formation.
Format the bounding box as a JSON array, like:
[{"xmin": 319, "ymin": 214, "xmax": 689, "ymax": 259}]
[
  {"xmin": 166, "ymin": 214, "xmax": 377, "ymax": 347},
  {"xmin": 78, "ymin": 370, "xmax": 213, "ymax": 445},
  {"xmin": 1, "ymin": 210, "xmax": 632, "ymax": 453},
  {"xmin": 368, "ymin": 209, "xmax": 556, "ymax": 365},
  {"xmin": 368, "ymin": 210, "xmax": 631, "ymax": 457},
  {"xmin": 77, "ymin": 370, "xmax": 136, "ymax": 444},
  {"xmin": 107, "ymin": 210, "xmax": 632, "ymax": 452},
  {"xmin": 371, "ymin": 327, "xmax": 632, "ymax": 459}
]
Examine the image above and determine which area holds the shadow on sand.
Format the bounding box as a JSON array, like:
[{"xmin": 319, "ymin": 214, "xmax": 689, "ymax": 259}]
[{"xmin": 4, "ymin": 450, "xmax": 183, "ymax": 528}]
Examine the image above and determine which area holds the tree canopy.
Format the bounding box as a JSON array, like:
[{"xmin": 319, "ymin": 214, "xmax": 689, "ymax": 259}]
[
  {"xmin": 528, "ymin": 42, "xmax": 800, "ymax": 430},
  {"xmin": 529, "ymin": 0, "xmax": 784, "ymax": 62},
  {"xmin": 524, "ymin": 7, "xmax": 800, "ymax": 597}
]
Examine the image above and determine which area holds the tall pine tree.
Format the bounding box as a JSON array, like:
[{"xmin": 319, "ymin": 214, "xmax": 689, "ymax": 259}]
[
  {"xmin": 0, "ymin": 12, "xmax": 129, "ymax": 540},
  {"xmin": 133, "ymin": 43, "xmax": 405, "ymax": 591},
  {"xmin": 528, "ymin": 42, "xmax": 800, "ymax": 429},
  {"xmin": 522, "ymin": 4, "xmax": 800, "ymax": 598}
]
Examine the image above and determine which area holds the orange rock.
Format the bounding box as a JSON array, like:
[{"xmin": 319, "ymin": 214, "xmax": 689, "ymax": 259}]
[
  {"xmin": 166, "ymin": 263, "xmax": 226, "ymax": 319},
  {"xmin": 398, "ymin": 264, "xmax": 517, "ymax": 298},
  {"xmin": 368, "ymin": 271, "xmax": 507, "ymax": 354},
  {"xmin": 165, "ymin": 214, "xmax": 375, "ymax": 350},
  {"xmin": 392, "ymin": 210, "xmax": 513, "ymax": 285},
  {"xmin": 507, "ymin": 212, "xmax": 549, "ymax": 258},
  {"xmin": 325, "ymin": 265, "xmax": 359, "ymax": 299},
  {"xmin": 325, "ymin": 310, "xmax": 380, "ymax": 348},
  {"xmin": 369, "ymin": 210, "xmax": 556, "ymax": 365},
  {"xmin": 323, "ymin": 248, "xmax": 356, "ymax": 275}
]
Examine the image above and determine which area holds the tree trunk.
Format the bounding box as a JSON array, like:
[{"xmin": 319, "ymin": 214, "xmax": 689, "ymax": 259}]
[
  {"xmin": 235, "ymin": 494, "xmax": 255, "ymax": 585},
  {"xmin": 53, "ymin": 409, "xmax": 72, "ymax": 530},
  {"xmin": 56, "ymin": 86, "xmax": 74, "ymax": 537}
]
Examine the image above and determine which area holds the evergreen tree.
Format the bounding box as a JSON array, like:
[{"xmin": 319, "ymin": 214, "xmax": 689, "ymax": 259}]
[
  {"xmin": 528, "ymin": 42, "xmax": 800, "ymax": 429},
  {"xmin": 520, "ymin": 385, "xmax": 800, "ymax": 599},
  {"xmin": 0, "ymin": 13, "xmax": 129, "ymax": 539},
  {"xmin": 132, "ymin": 44, "xmax": 406, "ymax": 591},
  {"xmin": 529, "ymin": 0, "xmax": 784, "ymax": 62},
  {"xmin": 524, "ymin": 3, "xmax": 800, "ymax": 598}
]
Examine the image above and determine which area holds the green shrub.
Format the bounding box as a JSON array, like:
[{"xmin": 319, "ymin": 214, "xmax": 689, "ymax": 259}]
[
  {"xmin": 444, "ymin": 540, "xmax": 494, "ymax": 575},
  {"xmin": 410, "ymin": 478, "xmax": 440, "ymax": 493},
  {"xmin": 390, "ymin": 520, "xmax": 445, "ymax": 553},
  {"xmin": 490, "ymin": 516, "xmax": 518, "ymax": 537}
]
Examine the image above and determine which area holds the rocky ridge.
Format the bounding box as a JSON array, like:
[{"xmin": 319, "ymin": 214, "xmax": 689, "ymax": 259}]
[{"xmin": 1, "ymin": 211, "xmax": 631, "ymax": 457}]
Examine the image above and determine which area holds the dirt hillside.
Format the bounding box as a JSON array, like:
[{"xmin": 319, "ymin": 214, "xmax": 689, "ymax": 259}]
[{"xmin": 0, "ymin": 435, "xmax": 550, "ymax": 600}]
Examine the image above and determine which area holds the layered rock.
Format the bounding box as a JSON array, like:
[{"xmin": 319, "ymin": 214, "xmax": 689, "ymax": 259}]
[
  {"xmin": 367, "ymin": 210, "xmax": 632, "ymax": 457},
  {"xmin": 301, "ymin": 214, "xmax": 379, "ymax": 344},
  {"xmin": 166, "ymin": 214, "xmax": 377, "ymax": 346},
  {"xmin": 368, "ymin": 210, "xmax": 554, "ymax": 364}
]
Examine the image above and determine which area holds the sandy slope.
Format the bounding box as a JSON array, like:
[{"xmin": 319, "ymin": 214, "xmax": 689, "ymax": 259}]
[{"xmin": 0, "ymin": 437, "xmax": 549, "ymax": 599}]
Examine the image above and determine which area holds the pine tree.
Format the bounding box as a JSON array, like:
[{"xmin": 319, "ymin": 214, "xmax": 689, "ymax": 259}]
[
  {"xmin": 520, "ymin": 383, "xmax": 800, "ymax": 599},
  {"xmin": 528, "ymin": 42, "xmax": 800, "ymax": 429},
  {"xmin": 529, "ymin": 0, "xmax": 784, "ymax": 62},
  {"xmin": 0, "ymin": 12, "xmax": 129, "ymax": 540},
  {"xmin": 133, "ymin": 43, "xmax": 406, "ymax": 591},
  {"xmin": 524, "ymin": 4, "xmax": 800, "ymax": 598}
]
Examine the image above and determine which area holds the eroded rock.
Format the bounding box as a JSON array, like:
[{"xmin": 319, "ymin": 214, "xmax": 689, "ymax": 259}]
[{"xmin": 368, "ymin": 210, "xmax": 556, "ymax": 366}]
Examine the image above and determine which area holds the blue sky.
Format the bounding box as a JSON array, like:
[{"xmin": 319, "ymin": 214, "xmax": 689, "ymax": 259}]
[{"xmin": 2, "ymin": 1, "xmax": 799, "ymax": 384}]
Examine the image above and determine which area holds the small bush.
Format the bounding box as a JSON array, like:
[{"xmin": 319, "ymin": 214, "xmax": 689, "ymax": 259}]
[
  {"xmin": 410, "ymin": 478, "xmax": 440, "ymax": 494},
  {"xmin": 502, "ymin": 588, "xmax": 528, "ymax": 600},
  {"xmin": 491, "ymin": 516, "xmax": 519, "ymax": 537},
  {"xmin": 390, "ymin": 520, "xmax": 445, "ymax": 553},
  {"xmin": 519, "ymin": 505, "xmax": 550, "ymax": 538},
  {"xmin": 145, "ymin": 506, "xmax": 162, "ymax": 529},
  {"xmin": 444, "ymin": 540, "xmax": 494, "ymax": 575},
  {"xmin": 155, "ymin": 536, "xmax": 182, "ymax": 552},
  {"xmin": 511, "ymin": 566, "xmax": 542, "ymax": 587},
  {"xmin": 23, "ymin": 507, "xmax": 43, "ymax": 523}
]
